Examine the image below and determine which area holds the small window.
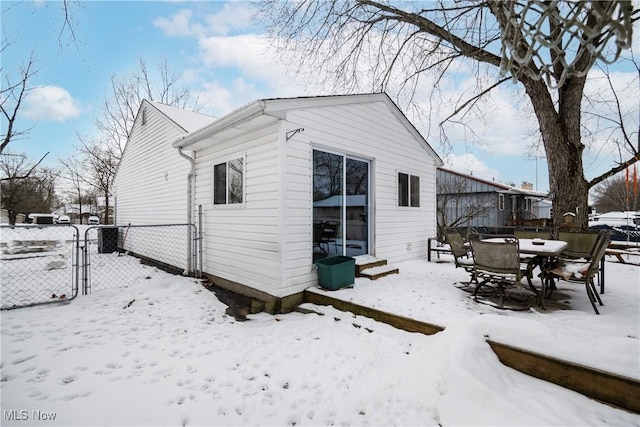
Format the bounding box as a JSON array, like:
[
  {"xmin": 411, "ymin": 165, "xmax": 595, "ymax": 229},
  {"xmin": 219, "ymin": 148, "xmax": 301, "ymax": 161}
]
[
  {"xmin": 398, "ymin": 172, "xmax": 420, "ymax": 207},
  {"xmin": 410, "ymin": 174, "xmax": 420, "ymax": 207},
  {"xmin": 498, "ymin": 194, "xmax": 505, "ymax": 211},
  {"xmin": 213, "ymin": 157, "xmax": 244, "ymax": 205}
]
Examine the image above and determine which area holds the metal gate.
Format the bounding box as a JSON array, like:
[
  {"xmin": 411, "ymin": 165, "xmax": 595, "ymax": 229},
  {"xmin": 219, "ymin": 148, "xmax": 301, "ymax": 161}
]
[
  {"xmin": 0, "ymin": 225, "xmax": 80, "ymax": 310},
  {"xmin": 82, "ymin": 224, "xmax": 199, "ymax": 294},
  {"xmin": 1, "ymin": 223, "xmax": 199, "ymax": 309}
]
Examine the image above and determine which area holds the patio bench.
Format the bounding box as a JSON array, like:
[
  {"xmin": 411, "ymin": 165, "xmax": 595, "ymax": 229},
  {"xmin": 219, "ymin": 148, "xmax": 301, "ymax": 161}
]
[
  {"xmin": 605, "ymin": 248, "xmax": 640, "ymax": 264},
  {"xmin": 427, "ymin": 238, "xmax": 452, "ymax": 261}
]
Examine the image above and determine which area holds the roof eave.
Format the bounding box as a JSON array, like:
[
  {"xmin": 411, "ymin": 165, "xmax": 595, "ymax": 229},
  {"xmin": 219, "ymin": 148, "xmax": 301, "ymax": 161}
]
[{"xmin": 173, "ymin": 100, "xmax": 266, "ymax": 149}]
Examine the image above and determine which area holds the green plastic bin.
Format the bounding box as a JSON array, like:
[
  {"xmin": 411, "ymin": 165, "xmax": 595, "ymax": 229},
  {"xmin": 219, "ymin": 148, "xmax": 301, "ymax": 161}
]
[{"xmin": 315, "ymin": 256, "xmax": 355, "ymax": 290}]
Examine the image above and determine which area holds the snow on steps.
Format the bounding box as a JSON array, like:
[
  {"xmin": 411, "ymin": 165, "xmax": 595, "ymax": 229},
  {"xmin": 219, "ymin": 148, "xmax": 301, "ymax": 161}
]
[{"xmin": 354, "ymin": 255, "xmax": 399, "ymax": 280}]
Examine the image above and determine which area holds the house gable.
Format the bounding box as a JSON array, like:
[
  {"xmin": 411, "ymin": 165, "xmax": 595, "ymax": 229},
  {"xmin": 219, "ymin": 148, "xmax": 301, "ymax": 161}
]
[
  {"xmin": 114, "ymin": 101, "xmax": 214, "ymax": 226},
  {"xmin": 173, "ymin": 93, "xmax": 443, "ymax": 168},
  {"xmin": 263, "ymin": 93, "xmax": 443, "ymax": 166}
]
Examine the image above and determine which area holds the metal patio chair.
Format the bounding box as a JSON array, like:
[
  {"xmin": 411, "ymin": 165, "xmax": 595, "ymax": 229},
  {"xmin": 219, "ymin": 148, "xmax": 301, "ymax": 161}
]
[
  {"xmin": 444, "ymin": 229, "xmax": 474, "ymax": 285},
  {"xmin": 544, "ymin": 231, "xmax": 612, "ymax": 314},
  {"xmin": 558, "ymin": 230, "xmax": 601, "ymax": 260},
  {"xmin": 470, "ymin": 237, "xmax": 529, "ymax": 309}
]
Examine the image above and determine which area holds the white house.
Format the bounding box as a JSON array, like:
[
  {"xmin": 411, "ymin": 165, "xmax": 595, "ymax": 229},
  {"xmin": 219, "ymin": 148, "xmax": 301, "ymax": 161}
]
[{"xmin": 114, "ymin": 93, "xmax": 443, "ymax": 311}]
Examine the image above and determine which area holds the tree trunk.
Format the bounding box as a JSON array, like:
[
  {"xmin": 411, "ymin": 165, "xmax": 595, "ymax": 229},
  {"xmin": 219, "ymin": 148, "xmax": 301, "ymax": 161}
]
[
  {"xmin": 521, "ymin": 76, "xmax": 590, "ymax": 234},
  {"xmin": 8, "ymin": 210, "xmax": 17, "ymax": 225},
  {"xmin": 104, "ymin": 189, "xmax": 110, "ymax": 225}
]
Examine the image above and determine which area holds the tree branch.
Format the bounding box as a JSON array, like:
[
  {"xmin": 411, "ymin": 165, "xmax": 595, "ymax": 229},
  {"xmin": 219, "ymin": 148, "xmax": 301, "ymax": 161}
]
[
  {"xmin": 0, "ymin": 152, "xmax": 49, "ymax": 181},
  {"xmin": 589, "ymin": 153, "xmax": 640, "ymax": 189},
  {"xmin": 439, "ymin": 76, "xmax": 511, "ymax": 126}
]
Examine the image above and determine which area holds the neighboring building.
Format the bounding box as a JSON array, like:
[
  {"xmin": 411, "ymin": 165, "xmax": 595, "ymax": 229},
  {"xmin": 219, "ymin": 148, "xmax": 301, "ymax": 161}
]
[
  {"xmin": 437, "ymin": 167, "xmax": 551, "ymax": 230},
  {"xmin": 589, "ymin": 211, "xmax": 640, "ymax": 228},
  {"xmin": 114, "ymin": 93, "xmax": 443, "ymax": 309},
  {"xmin": 63, "ymin": 204, "xmax": 95, "ymax": 224},
  {"xmin": 1, "ymin": 209, "xmax": 26, "ymax": 224}
]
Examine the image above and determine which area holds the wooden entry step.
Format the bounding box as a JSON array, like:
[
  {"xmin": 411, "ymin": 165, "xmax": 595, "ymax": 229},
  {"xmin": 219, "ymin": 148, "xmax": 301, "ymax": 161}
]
[{"xmin": 354, "ymin": 255, "xmax": 399, "ymax": 280}]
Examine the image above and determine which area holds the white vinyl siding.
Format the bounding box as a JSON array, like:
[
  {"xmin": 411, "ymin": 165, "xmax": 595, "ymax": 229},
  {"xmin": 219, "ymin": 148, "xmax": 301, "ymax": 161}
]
[
  {"xmin": 114, "ymin": 107, "xmax": 190, "ymax": 225},
  {"xmin": 113, "ymin": 103, "xmax": 192, "ymax": 270},
  {"xmin": 195, "ymin": 122, "xmax": 283, "ymax": 295},
  {"xmin": 281, "ymin": 100, "xmax": 438, "ymax": 294}
]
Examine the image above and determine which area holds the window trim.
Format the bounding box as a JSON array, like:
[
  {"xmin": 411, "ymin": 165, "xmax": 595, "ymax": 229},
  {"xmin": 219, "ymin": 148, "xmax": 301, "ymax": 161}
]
[
  {"xmin": 212, "ymin": 154, "xmax": 246, "ymax": 207},
  {"xmin": 397, "ymin": 171, "xmax": 420, "ymax": 208},
  {"xmin": 498, "ymin": 193, "xmax": 505, "ymax": 211}
]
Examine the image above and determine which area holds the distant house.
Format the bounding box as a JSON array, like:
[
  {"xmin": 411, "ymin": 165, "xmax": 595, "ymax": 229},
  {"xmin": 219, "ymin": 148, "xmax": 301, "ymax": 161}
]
[
  {"xmin": 436, "ymin": 167, "xmax": 551, "ymax": 230},
  {"xmin": 63, "ymin": 204, "xmax": 95, "ymax": 224},
  {"xmin": 114, "ymin": 93, "xmax": 443, "ymax": 310}
]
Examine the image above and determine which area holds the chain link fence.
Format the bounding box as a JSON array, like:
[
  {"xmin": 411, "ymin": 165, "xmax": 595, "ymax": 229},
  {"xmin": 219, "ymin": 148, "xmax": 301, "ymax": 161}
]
[
  {"xmin": 83, "ymin": 224, "xmax": 198, "ymax": 294},
  {"xmin": 1, "ymin": 225, "xmax": 80, "ymax": 310},
  {"xmin": 1, "ymin": 223, "xmax": 199, "ymax": 310}
]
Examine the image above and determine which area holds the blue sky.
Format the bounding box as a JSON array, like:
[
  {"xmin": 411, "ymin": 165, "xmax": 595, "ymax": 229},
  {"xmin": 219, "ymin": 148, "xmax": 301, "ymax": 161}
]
[{"xmin": 2, "ymin": 1, "xmax": 638, "ymax": 194}]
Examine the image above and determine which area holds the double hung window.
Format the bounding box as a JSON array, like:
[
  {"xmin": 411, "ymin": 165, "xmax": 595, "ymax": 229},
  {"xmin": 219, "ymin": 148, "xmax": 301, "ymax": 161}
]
[
  {"xmin": 214, "ymin": 157, "xmax": 244, "ymax": 205},
  {"xmin": 398, "ymin": 172, "xmax": 420, "ymax": 207}
]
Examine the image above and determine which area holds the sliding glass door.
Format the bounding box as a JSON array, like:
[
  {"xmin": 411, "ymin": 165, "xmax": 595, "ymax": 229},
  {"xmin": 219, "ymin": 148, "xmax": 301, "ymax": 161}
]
[{"xmin": 313, "ymin": 150, "xmax": 369, "ymax": 261}]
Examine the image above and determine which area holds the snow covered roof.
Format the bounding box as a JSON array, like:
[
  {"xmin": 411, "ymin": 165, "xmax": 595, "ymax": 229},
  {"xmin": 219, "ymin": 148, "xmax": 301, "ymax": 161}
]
[
  {"xmin": 147, "ymin": 101, "xmax": 216, "ymax": 133},
  {"xmin": 589, "ymin": 211, "xmax": 640, "ymax": 227},
  {"xmin": 438, "ymin": 167, "xmax": 549, "ymax": 198}
]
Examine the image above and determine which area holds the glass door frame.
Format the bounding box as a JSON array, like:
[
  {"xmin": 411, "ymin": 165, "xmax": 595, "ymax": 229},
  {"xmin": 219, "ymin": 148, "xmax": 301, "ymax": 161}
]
[{"xmin": 312, "ymin": 147, "xmax": 372, "ymax": 260}]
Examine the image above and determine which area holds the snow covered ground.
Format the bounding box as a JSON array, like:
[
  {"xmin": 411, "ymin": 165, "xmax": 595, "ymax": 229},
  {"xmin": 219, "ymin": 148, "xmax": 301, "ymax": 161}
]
[{"xmin": 1, "ymin": 249, "xmax": 638, "ymax": 426}]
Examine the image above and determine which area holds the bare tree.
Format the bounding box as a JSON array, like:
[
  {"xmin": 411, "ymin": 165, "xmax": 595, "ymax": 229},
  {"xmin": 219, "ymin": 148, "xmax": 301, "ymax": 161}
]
[
  {"xmin": 262, "ymin": 0, "xmax": 639, "ymax": 231},
  {"xmin": 1, "ymin": 153, "xmax": 57, "ymax": 224},
  {"xmin": 59, "ymin": 153, "xmax": 90, "ymax": 220},
  {"xmin": 583, "ymin": 53, "xmax": 640, "ymax": 188},
  {"xmin": 2, "ymin": 1, "xmax": 82, "ymax": 155},
  {"xmin": 1, "ymin": 52, "xmax": 37, "ymax": 154},
  {"xmin": 95, "ymin": 58, "xmax": 204, "ymax": 158},
  {"xmin": 78, "ymin": 137, "xmax": 118, "ymax": 224},
  {"xmin": 436, "ymin": 172, "xmax": 493, "ymax": 230},
  {"xmin": 79, "ymin": 58, "xmax": 205, "ymax": 224},
  {"xmin": 592, "ymin": 173, "xmax": 639, "ymax": 213}
]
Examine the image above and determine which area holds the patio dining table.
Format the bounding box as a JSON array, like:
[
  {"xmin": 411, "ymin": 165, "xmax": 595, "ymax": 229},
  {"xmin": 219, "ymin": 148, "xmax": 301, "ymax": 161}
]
[
  {"xmin": 484, "ymin": 238, "xmax": 568, "ymax": 309},
  {"xmin": 520, "ymin": 238, "xmax": 568, "ymax": 309}
]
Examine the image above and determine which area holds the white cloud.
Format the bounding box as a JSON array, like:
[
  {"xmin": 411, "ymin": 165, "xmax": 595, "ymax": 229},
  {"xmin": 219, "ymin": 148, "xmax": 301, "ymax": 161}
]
[
  {"xmin": 204, "ymin": 2, "xmax": 255, "ymax": 36},
  {"xmin": 153, "ymin": 9, "xmax": 196, "ymax": 37},
  {"xmin": 442, "ymin": 152, "xmax": 501, "ymax": 182},
  {"xmin": 198, "ymin": 34, "xmax": 290, "ymax": 83},
  {"xmin": 23, "ymin": 86, "xmax": 81, "ymax": 122},
  {"xmin": 199, "ymin": 79, "xmax": 261, "ymax": 116},
  {"xmin": 154, "ymin": 3, "xmax": 256, "ymax": 38}
]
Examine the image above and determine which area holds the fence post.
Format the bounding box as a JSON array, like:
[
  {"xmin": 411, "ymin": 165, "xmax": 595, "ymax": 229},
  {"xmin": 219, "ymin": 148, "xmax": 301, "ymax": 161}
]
[
  {"xmin": 191, "ymin": 224, "xmax": 197, "ymax": 278},
  {"xmin": 82, "ymin": 229, "xmax": 89, "ymax": 295},
  {"xmin": 198, "ymin": 205, "xmax": 203, "ymax": 279},
  {"xmin": 74, "ymin": 227, "xmax": 80, "ymax": 297},
  {"xmin": 186, "ymin": 224, "xmax": 193, "ymax": 276}
]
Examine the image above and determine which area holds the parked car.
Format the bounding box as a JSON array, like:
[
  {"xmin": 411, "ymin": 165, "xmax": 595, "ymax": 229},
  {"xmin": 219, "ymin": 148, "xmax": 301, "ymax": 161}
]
[
  {"xmin": 57, "ymin": 215, "xmax": 71, "ymax": 224},
  {"xmin": 88, "ymin": 216, "xmax": 100, "ymax": 225}
]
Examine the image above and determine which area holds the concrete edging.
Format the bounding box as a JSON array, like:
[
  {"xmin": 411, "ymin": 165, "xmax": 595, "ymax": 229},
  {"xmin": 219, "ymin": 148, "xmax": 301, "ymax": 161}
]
[{"xmin": 303, "ymin": 289, "xmax": 640, "ymax": 414}]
